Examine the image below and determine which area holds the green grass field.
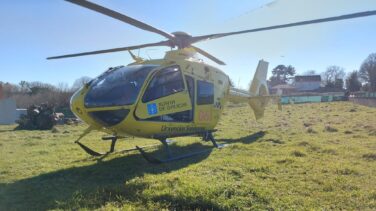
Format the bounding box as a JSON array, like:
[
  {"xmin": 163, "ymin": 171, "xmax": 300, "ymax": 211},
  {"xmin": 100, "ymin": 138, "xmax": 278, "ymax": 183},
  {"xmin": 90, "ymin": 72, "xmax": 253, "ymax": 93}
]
[{"xmin": 1, "ymin": 102, "xmax": 376, "ymax": 210}]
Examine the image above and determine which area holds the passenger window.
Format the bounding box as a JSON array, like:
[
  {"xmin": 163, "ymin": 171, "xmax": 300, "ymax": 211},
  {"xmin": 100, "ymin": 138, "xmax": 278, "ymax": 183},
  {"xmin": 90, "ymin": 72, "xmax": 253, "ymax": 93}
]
[
  {"xmin": 142, "ymin": 66, "xmax": 185, "ymax": 102},
  {"xmin": 197, "ymin": 80, "xmax": 214, "ymax": 105}
]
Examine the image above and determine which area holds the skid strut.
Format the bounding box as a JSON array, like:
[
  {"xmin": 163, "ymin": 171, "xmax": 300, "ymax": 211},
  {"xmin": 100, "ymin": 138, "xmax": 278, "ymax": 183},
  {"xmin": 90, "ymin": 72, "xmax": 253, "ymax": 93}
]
[
  {"xmin": 202, "ymin": 131, "xmax": 226, "ymax": 149},
  {"xmin": 75, "ymin": 136, "xmax": 118, "ymax": 157},
  {"xmin": 102, "ymin": 136, "xmax": 118, "ymax": 153}
]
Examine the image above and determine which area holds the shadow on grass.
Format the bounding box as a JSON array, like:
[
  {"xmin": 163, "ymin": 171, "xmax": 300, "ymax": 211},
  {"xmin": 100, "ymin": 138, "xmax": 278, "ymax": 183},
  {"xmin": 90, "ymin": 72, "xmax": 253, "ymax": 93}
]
[
  {"xmin": 0, "ymin": 132, "xmax": 264, "ymax": 210},
  {"xmin": 218, "ymin": 131, "xmax": 265, "ymax": 144},
  {"xmin": 0, "ymin": 129, "xmax": 15, "ymax": 133},
  {"xmin": 0, "ymin": 143, "xmax": 218, "ymax": 210}
]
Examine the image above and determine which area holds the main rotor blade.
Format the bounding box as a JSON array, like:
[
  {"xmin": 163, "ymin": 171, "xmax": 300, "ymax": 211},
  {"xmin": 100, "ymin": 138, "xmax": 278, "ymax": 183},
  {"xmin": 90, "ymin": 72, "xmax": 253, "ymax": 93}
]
[
  {"xmin": 66, "ymin": 0, "xmax": 174, "ymax": 40},
  {"xmin": 191, "ymin": 45, "xmax": 226, "ymax": 65},
  {"xmin": 47, "ymin": 40, "xmax": 170, "ymax": 60},
  {"xmin": 190, "ymin": 10, "xmax": 376, "ymax": 43}
]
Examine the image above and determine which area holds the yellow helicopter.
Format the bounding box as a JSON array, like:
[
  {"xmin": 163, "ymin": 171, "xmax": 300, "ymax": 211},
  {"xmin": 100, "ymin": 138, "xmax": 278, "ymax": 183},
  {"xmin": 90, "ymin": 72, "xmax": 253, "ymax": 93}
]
[{"xmin": 48, "ymin": 0, "xmax": 376, "ymax": 163}]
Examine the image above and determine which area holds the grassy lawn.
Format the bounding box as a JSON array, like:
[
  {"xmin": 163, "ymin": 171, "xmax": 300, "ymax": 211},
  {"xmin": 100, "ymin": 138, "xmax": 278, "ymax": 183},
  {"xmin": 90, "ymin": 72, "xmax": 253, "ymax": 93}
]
[{"xmin": 0, "ymin": 102, "xmax": 375, "ymax": 210}]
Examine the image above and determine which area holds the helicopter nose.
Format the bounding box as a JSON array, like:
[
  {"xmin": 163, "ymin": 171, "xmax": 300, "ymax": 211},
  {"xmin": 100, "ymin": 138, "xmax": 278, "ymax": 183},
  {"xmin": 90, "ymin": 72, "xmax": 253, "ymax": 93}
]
[
  {"xmin": 70, "ymin": 88, "xmax": 85, "ymax": 119},
  {"xmin": 69, "ymin": 87, "xmax": 130, "ymax": 127}
]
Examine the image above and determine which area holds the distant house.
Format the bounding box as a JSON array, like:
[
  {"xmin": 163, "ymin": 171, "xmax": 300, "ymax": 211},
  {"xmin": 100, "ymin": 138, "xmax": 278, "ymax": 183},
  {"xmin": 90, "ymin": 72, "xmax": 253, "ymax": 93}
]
[
  {"xmin": 294, "ymin": 75, "xmax": 321, "ymax": 92},
  {"xmin": 0, "ymin": 85, "xmax": 26, "ymax": 125},
  {"xmin": 0, "ymin": 98, "xmax": 18, "ymax": 124},
  {"xmin": 270, "ymin": 84, "xmax": 296, "ymax": 95},
  {"xmin": 0, "ymin": 98, "xmax": 27, "ymax": 125}
]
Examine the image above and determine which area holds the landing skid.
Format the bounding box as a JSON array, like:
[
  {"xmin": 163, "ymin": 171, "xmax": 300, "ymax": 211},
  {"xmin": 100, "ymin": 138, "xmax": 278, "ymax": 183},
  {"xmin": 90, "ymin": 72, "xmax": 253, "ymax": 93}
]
[
  {"xmin": 75, "ymin": 138, "xmax": 162, "ymax": 157},
  {"xmin": 75, "ymin": 134, "xmax": 164, "ymax": 157},
  {"xmin": 136, "ymin": 145, "xmax": 213, "ymax": 164},
  {"xmin": 136, "ymin": 131, "xmax": 227, "ymax": 164},
  {"xmin": 74, "ymin": 128, "xmax": 226, "ymax": 163}
]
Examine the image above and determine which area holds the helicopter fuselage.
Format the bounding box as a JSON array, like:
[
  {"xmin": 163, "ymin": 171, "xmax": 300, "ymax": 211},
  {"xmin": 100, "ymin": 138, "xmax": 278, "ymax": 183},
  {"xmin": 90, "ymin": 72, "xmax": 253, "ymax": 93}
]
[{"xmin": 70, "ymin": 49, "xmax": 230, "ymax": 139}]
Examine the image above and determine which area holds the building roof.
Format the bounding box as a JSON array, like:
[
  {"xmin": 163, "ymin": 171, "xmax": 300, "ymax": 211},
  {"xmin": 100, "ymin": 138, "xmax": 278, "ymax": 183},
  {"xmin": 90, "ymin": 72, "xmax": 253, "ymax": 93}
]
[
  {"xmin": 295, "ymin": 75, "xmax": 321, "ymax": 82},
  {"xmin": 271, "ymin": 84, "xmax": 296, "ymax": 89}
]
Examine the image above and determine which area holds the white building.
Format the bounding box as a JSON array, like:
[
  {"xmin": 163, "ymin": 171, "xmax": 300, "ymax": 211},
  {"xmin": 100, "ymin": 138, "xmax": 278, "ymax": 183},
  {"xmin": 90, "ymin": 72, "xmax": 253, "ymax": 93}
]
[
  {"xmin": 294, "ymin": 75, "xmax": 321, "ymax": 92},
  {"xmin": 0, "ymin": 98, "xmax": 18, "ymax": 124},
  {"xmin": 0, "ymin": 98, "xmax": 26, "ymax": 125}
]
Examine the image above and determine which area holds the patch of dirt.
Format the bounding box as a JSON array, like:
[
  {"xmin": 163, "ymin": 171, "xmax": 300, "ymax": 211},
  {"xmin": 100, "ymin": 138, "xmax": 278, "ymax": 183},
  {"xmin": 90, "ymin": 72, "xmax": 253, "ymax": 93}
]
[
  {"xmin": 352, "ymin": 135, "xmax": 366, "ymax": 139},
  {"xmin": 306, "ymin": 127, "xmax": 316, "ymax": 133},
  {"xmin": 264, "ymin": 138, "xmax": 284, "ymax": 144},
  {"xmin": 276, "ymin": 158, "xmax": 294, "ymax": 164},
  {"xmin": 363, "ymin": 153, "xmax": 376, "ymax": 161},
  {"xmin": 309, "ymin": 146, "xmax": 321, "ymax": 152},
  {"xmin": 369, "ymin": 130, "xmax": 376, "ymax": 136},
  {"xmin": 321, "ymin": 149, "xmax": 337, "ymax": 155},
  {"xmin": 51, "ymin": 127, "xmax": 59, "ymax": 133},
  {"xmin": 298, "ymin": 141, "xmax": 310, "ymax": 146},
  {"xmin": 336, "ymin": 168, "xmax": 359, "ymax": 176},
  {"xmin": 248, "ymin": 166, "xmax": 270, "ymax": 173},
  {"xmin": 324, "ymin": 125, "xmax": 338, "ymax": 132},
  {"xmin": 363, "ymin": 125, "xmax": 373, "ymax": 130},
  {"xmin": 23, "ymin": 142, "xmax": 38, "ymax": 146},
  {"xmin": 303, "ymin": 122, "xmax": 312, "ymax": 127},
  {"xmin": 291, "ymin": 150, "xmax": 306, "ymax": 157}
]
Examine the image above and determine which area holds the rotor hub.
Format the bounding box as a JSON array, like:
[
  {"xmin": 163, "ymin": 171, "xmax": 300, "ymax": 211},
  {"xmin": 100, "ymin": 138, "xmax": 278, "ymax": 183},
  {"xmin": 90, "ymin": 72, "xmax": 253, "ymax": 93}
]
[{"xmin": 171, "ymin": 31, "xmax": 192, "ymax": 49}]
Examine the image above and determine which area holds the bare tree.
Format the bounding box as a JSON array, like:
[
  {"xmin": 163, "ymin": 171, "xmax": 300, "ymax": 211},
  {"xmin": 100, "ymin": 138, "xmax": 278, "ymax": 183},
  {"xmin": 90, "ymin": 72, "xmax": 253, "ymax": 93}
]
[
  {"xmin": 359, "ymin": 53, "xmax": 376, "ymax": 91},
  {"xmin": 346, "ymin": 71, "xmax": 362, "ymax": 92},
  {"xmin": 0, "ymin": 82, "xmax": 20, "ymax": 98},
  {"xmin": 322, "ymin": 66, "xmax": 345, "ymax": 88},
  {"xmin": 19, "ymin": 81, "xmax": 29, "ymax": 93},
  {"xmin": 25, "ymin": 81, "xmax": 55, "ymax": 95},
  {"xmin": 7, "ymin": 81, "xmax": 74, "ymax": 108},
  {"xmin": 72, "ymin": 76, "xmax": 92, "ymax": 91}
]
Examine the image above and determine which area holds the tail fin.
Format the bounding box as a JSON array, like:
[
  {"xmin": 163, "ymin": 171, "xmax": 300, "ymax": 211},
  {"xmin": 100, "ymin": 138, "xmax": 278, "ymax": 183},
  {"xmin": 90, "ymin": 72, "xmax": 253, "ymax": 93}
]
[
  {"xmin": 248, "ymin": 60, "xmax": 270, "ymax": 120},
  {"xmin": 249, "ymin": 60, "xmax": 269, "ymax": 96}
]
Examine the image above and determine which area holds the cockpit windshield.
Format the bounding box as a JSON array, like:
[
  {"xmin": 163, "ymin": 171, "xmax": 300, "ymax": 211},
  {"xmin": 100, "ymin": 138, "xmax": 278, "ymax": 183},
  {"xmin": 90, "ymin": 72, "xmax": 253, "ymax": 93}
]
[{"xmin": 85, "ymin": 64, "xmax": 158, "ymax": 108}]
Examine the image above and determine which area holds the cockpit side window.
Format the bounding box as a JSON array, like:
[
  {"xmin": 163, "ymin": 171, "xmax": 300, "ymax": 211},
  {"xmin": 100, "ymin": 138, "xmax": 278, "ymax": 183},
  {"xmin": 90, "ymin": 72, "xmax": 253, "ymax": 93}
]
[
  {"xmin": 142, "ymin": 66, "xmax": 185, "ymax": 102},
  {"xmin": 197, "ymin": 80, "xmax": 214, "ymax": 105}
]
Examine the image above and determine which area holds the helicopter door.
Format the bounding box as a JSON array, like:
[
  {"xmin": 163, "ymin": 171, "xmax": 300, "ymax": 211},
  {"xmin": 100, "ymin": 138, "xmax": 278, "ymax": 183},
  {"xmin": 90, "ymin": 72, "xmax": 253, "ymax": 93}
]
[
  {"xmin": 184, "ymin": 75, "xmax": 195, "ymax": 121},
  {"xmin": 195, "ymin": 80, "xmax": 214, "ymax": 123},
  {"xmin": 135, "ymin": 65, "xmax": 192, "ymax": 120}
]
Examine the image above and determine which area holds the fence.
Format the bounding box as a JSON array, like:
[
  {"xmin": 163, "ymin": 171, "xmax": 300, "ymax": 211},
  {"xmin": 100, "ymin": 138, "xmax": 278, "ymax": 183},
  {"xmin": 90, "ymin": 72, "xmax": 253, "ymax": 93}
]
[
  {"xmin": 280, "ymin": 92, "xmax": 346, "ymax": 105},
  {"xmin": 349, "ymin": 92, "xmax": 376, "ymax": 107}
]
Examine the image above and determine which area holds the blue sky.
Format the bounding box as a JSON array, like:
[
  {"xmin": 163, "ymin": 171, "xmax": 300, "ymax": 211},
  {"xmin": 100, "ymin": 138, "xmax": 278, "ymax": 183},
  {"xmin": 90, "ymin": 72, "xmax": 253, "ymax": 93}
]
[{"xmin": 1, "ymin": 0, "xmax": 375, "ymax": 89}]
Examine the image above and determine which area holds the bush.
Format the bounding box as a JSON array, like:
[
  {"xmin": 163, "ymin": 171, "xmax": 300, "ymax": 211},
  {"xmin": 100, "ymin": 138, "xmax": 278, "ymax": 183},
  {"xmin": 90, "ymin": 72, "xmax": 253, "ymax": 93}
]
[{"xmin": 15, "ymin": 104, "xmax": 57, "ymax": 130}]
